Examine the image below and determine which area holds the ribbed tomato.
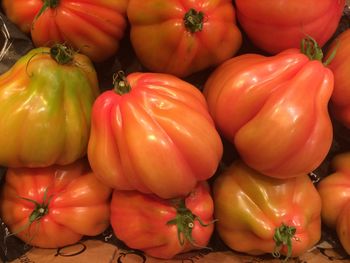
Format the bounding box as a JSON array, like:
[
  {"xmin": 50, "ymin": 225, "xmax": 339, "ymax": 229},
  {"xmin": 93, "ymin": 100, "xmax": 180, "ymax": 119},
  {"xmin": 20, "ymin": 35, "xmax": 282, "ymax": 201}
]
[
  {"xmin": 88, "ymin": 72, "xmax": 223, "ymax": 199},
  {"xmin": 213, "ymin": 160, "xmax": 322, "ymax": 260},
  {"xmin": 2, "ymin": 0, "xmax": 128, "ymax": 62},
  {"xmin": 235, "ymin": 0, "xmax": 345, "ymax": 54},
  {"xmin": 203, "ymin": 38, "xmax": 334, "ymax": 178},
  {"xmin": 325, "ymin": 28, "xmax": 350, "ymax": 129},
  {"xmin": 127, "ymin": 0, "xmax": 242, "ymax": 77},
  {"xmin": 0, "ymin": 45, "xmax": 99, "ymax": 168},
  {"xmin": 317, "ymin": 152, "xmax": 350, "ymax": 255},
  {"xmin": 0, "ymin": 159, "xmax": 112, "ymax": 248},
  {"xmin": 110, "ymin": 182, "xmax": 215, "ymax": 259}
]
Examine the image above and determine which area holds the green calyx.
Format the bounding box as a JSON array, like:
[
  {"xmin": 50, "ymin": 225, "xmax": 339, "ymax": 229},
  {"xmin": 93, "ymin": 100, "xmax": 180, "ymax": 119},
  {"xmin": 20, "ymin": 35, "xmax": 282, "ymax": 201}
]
[
  {"xmin": 184, "ymin": 8, "xmax": 204, "ymax": 33},
  {"xmin": 43, "ymin": 0, "xmax": 59, "ymax": 8},
  {"xmin": 33, "ymin": 0, "xmax": 60, "ymax": 26},
  {"xmin": 50, "ymin": 44, "xmax": 74, "ymax": 65},
  {"xmin": 272, "ymin": 223, "xmax": 299, "ymax": 262},
  {"xmin": 113, "ymin": 71, "xmax": 131, "ymax": 95},
  {"xmin": 4, "ymin": 189, "xmax": 52, "ymax": 245},
  {"xmin": 20, "ymin": 188, "xmax": 52, "ymax": 224},
  {"xmin": 300, "ymin": 36, "xmax": 324, "ymax": 62},
  {"xmin": 166, "ymin": 198, "xmax": 215, "ymax": 248}
]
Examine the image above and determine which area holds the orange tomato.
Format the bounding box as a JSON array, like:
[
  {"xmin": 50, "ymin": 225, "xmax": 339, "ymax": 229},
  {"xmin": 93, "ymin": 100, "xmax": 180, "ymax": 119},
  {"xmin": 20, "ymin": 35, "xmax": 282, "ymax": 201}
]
[
  {"xmin": 88, "ymin": 72, "xmax": 223, "ymax": 199},
  {"xmin": 127, "ymin": 0, "xmax": 242, "ymax": 77},
  {"xmin": 203, "ymin": 40, "xmax": 334, "ymax": 178},
  {"xmin": 318, "ymin": 152, "xmax": 350, "ymax": 255},
  {"xmin": 2, "ymin": 0, "xmax": 128, "ymax": 62},
  {"xmin": 110, "ymin": 182, "xmax": 215, "ymax": 259}
]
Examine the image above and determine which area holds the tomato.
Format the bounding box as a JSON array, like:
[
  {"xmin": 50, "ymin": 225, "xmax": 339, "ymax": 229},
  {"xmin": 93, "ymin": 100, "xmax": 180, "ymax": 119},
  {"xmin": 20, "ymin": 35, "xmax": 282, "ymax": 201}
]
[
  {"xmin": 213, "ymin": 160, "xmax": 322, "ymax": 260},
  {"xmin": 325, "ymin": 29, "xmax": 350, "ymax": 129},
  {"xmin": 235, "ymin": 0, "xmax": 345, "ymax": 54},
  {"xmin": 203, "ymin": 39, "xmax": 334, "ymax": 178},
  {"xmin": 317, "ymin": 152, "xmax": 350, "ymax": 254},
  {"xmin": 110, "ymin": 182, "xmax": 214, "ymax": 259},
  {"xmin": 127, "ymin": 0, "xmax": 242, "ymax": 78},
  {"xmin": 0, "ymin": 45, "xmax": 99, "ymax": 168},
  {"xmin": 0, "ymin": 159, "xmax": 112, "ymax": 248},
  {"xmin": 2, "ymin": 0, "xmax": 128, "ymax": 62},
  {"xmin": 88, "ymin": 72, "xmax": 223, "ymax": 199}
]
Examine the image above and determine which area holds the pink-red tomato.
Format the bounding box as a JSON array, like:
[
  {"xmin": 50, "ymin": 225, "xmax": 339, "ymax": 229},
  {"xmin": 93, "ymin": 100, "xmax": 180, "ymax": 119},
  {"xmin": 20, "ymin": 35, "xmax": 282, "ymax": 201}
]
[
  {"xmin": 325, "ymin": 28, "xmax": 350, "ymax": 129},
  {"xmin": 235, "ymin": 0, "xmax": 345, "ymax": 54}
]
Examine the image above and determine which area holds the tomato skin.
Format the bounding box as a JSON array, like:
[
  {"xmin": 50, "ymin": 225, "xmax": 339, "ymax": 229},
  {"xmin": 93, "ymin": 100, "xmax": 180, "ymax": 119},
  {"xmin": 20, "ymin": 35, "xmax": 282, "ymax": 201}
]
[
  {"xmin": 235, "ymin": 0, "xmax": 345, "ymax": 54},
  {"xmin": 1, "ymin": 0, "xmax": 41, "ymax": 33},
  {"xmin": 110, "ymin": 182, "xmax": 214, "ymax": 259},
  {"xmin": 127, "ymin": 0, "xmax": 242, "ymax": 77},
  {"xmin": 0, "ymin": 47, "xmax": 99, "ymax": 168},
  {"xmin": 2, "ymin": 0, "xmax": 128, "ymax": 62},
  {"xmin": 317, "ymin": 152, "xmax": 350, "ymax": 254},
  {"xmin": 213, "ymin": 161, "xmax": 321, "ymax": 257},
  {"xmin": 325, "ymin": 29, "xmax": 350, "ymax": 129},
  {"xmin": 203, "ymin": 49, "xmax": 333, "ymax": 178},
  {"xmin": 0, "ymin": 159, "xmax": 112, "ymax": 248},
  {"xmin": 88, "ymin": 72, "xmax": 223, "ymax": 199}
]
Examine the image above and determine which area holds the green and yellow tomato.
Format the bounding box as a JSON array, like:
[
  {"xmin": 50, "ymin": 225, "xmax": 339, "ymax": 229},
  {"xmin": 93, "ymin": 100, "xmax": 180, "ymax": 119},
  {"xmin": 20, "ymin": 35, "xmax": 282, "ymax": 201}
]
[
  {"xmin": 0, "ymin": 45, "xmax": 99, "ymax": 168},
  {"xmin": 213, "ymin": 161, "xmax": 322, "ymax": 260}
]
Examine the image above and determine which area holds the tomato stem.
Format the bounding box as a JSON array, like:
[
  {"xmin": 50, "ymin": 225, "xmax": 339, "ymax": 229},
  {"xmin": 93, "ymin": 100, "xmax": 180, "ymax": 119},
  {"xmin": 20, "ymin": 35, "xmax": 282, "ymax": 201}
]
[
  {"xmin": 4, "ymin": 188, "xmax": 53, "ymax": 245},
  {"xmin": 166, "ymin": 198, "xmax": 215, "ymax": 249},
  {"xmin": 33, "ymin": 0, "xmax": 60, "ymax": 27},
  {"xmin": 19, "ymin": 188, "xmax": 52, "ymax": 224},
  {"xmin": 44, "ymin": 0, "xmax": 59, "ymax": 8},
  {"xmin": 50, "ymin": 44, "xmax": 74, "ymax": 65},
  {"xmin": 184, "ymin": 9, "xmax": 204, "ymax": 33},
  {"xmin": 113, "ymin": 71, "xmax": 131, "ymax": 95},
  {"xmin": 300, "ymin": 36, "xmax": 323, "ymax": 62},
  {"xmin": 272, "ymin": 223, "xmax": 299, "ymax": 262},
  {"xmin": 323, "ymin": 39, "xmax": 339, "ymax": 66}
]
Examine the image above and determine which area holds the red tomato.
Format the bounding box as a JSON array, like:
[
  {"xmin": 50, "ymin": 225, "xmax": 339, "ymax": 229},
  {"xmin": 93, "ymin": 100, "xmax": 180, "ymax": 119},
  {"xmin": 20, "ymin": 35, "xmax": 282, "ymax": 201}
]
[
  {"xmin": 235, "ymin": 0, "xmax": 345, "ymax": 54},
  {"xmin": 88, "ymin": 72, "xmax": 223, "ymax": 199},
  {"xmin": 213, "ymin": 161, "xmax": 322, "ymax": 260},
  {"xmin": 317, "ymin": 152, "xmax": 350, "ymax": 254},
  {"xmin": 325, "ymin": 29, "xmax": 350, "ymax": 129},
  {"xmin": 127, "ymin": 0, "xmax": 242, "ymax": 77},
  {"xmin": 0, "ymin": 159, "xmax": 112, "ymax": 248},
  {"xmin": 203, "ymin": 39, "xmax": 334, "ymax": 178},
  {"xmin": 2, "ymin": 0, "xmax": 128, "ymax": 62},
  {"xmin": 110, "ymin": 182, "xmax": 215, "ymax": 259}
]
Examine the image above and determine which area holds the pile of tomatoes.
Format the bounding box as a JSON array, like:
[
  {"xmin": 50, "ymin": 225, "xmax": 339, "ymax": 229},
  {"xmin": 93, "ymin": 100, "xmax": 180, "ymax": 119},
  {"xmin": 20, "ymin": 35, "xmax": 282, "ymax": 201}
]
[{"xmin": 1, "ymin": 0, "xmax": 350, "ymax": 262}]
